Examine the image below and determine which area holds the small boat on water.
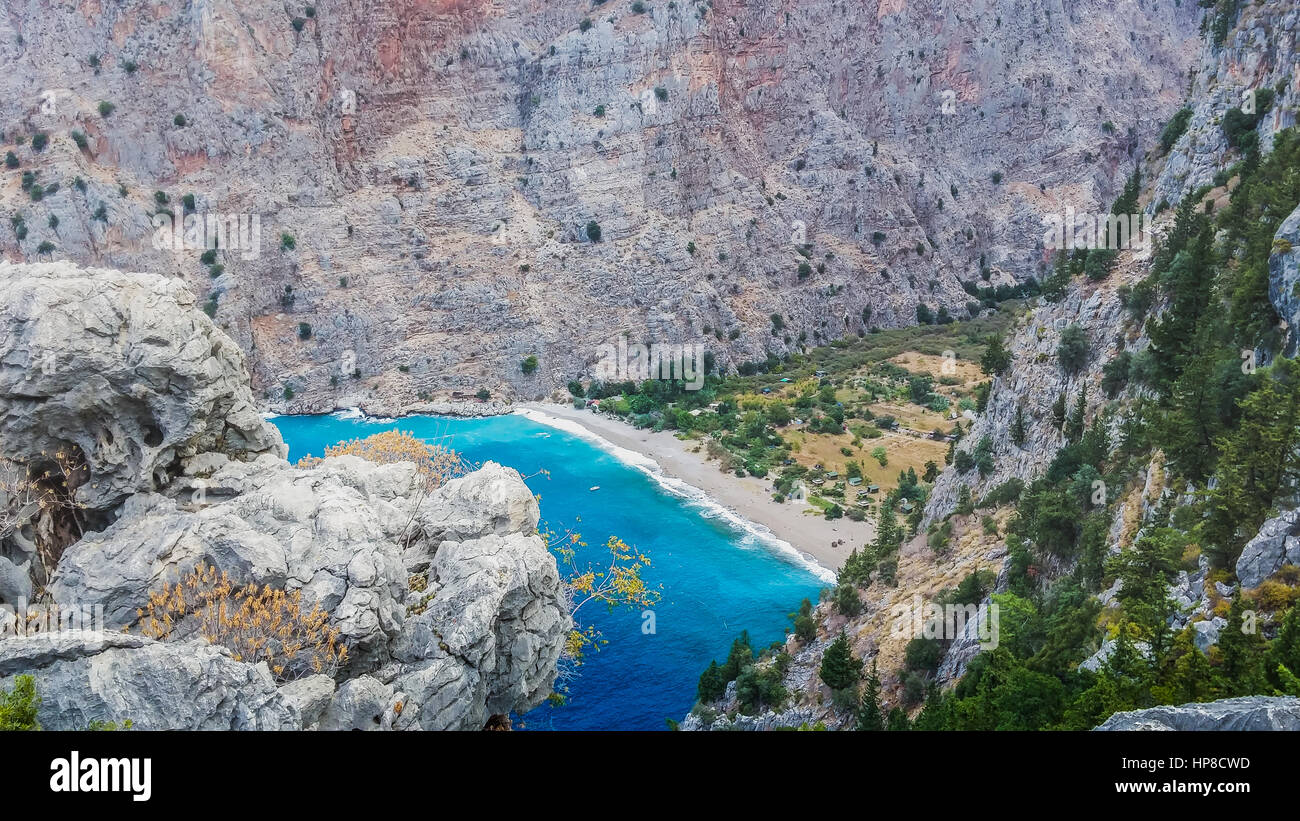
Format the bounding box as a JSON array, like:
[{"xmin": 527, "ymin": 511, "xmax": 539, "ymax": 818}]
[{"xmin": 589, "ymin": 486, "xmax": 600, "ymax": 491}]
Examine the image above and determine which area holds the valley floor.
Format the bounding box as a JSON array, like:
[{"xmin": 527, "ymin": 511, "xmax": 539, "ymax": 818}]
[{"xmin": 520, "ymin": 402, "xmax": 873, "ymax": 574}]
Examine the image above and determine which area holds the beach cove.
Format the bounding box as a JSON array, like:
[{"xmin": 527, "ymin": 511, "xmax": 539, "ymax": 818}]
[{"xmin": 270, "ymin": 409, "xmax": 829, "ymax": 730}]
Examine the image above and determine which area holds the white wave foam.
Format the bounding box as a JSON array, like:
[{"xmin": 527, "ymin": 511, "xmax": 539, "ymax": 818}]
[{"xmin": 514, "ymin": 407, "xmax": 836, "ymax": 584}]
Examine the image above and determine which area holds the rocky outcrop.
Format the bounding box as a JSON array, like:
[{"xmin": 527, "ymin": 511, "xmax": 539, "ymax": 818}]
[
  {"xmin": 0, "ymin": 261, "xmax": 286, "ymax": 512},
  {"xmin": 0, "ymin": 0, "xmax": 1201, "ymax": 410},
  {"xmin": 1269, "ymin": 203, "xmax": 1300, "ymax": 356},
  {"xmin": 1149, "ymin": 1, "xmax": 1298, "ymax": 214},
  {"xmin": 924, "ymin": 243, "xmax": 1153, "ymax": 526},
  {"xmin": 0, "ymin": 261, "xmax": 572, "ymax": 730},
  {"xmin": 1235, "ymin": 507, "xmax": 1300, "ymax": 589},
  {"xmin": 1094, "ymin": 696, "xmax": 1300, "ymax": 731},
  {"xmin": 0, "ymin": 631, "xmax": 299, "ymax": 730}
]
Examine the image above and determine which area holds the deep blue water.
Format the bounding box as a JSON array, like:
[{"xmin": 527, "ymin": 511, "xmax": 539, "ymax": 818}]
[{"xmin": 271, "ymin": 411, "xmax": 827, "ymax": 731}]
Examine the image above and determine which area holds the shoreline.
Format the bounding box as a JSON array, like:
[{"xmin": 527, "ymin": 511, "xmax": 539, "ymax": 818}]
[
  {"xmin": 517, "ymin": 402, "xmax": 874, "ymax": 576},
  {"xmin": 275, "ymin": 401, "xmax": 869, "ymax": 577}
]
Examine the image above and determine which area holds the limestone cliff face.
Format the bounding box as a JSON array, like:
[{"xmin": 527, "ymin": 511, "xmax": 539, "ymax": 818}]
[
  {"xmin": 0, "ymin": 261, "xmax": 571, "ymax": 730},
  {"xmin": 1149, "ymin": 0, "xmax": 1299, "ymax": 214},
  {"xmin": 0, "ymin": 0, "xmax": 1200, "ymax": 410},
  {"xmin": 683, "ymin": 5, "xmax": 1300, "ymax": 730}
]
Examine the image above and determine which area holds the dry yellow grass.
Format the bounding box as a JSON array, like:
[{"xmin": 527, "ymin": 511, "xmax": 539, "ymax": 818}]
[{"xmin": 887, "ymin": 351, "xmax": 985, "ymax": 386}]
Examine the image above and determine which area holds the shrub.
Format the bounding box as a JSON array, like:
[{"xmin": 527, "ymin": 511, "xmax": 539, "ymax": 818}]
[
  {"xmin": 0, "ymin": 675, "xmax": 40, "ymax": 730},
  {"xmin": 98, "ymin": 101, "xmax": 115, "ymax": 117},
  {"xmin": 1056, "ymin": 324, "xmax": 1089, "ymax": 372},
  {"xmin": 819, "ymin": 630, "xmax": 861, "ymax": 690},
  {"xmin": 593, "ymin": 104, "xmax": 606, "ymax": 117},
  {"xmin": 3, "ymin": 151, "xmax": 16, "ymax": 168},
  {"xmin": 137, "ymin": 563, "xmax": 348, "ymax": 682},
  {"xmin": 991, "ymin": 171, "xmax": 1002, "ymax": 184},
  {"xmin": 1160, "ymin": 107, "xmax": 1193, "ymax": 153},
  {"xmin": 281, "ymin": 232, "xmax": 296, "ymax": 250},
  {"xmin": 632, "ymin": 1, "xmax": 647, "ymax": 12},
  {"xmin": 199, "ymin": 249, "xmax": 217, "ymax": 265},
  {"xmin": 521, "ymin": 354, "xmax": 539, "ymax": 374},
  {"xmin": 476, "ymin": 388, "xmax": 491, "ymax": 400},
  {"xmin": 120, "ymin": 58, "xmax": 137, "ymax": 73},
  {"xmin": 174, "ymin": 113, "xmax": 187, "ymax": 127},
  {"xmin": 903, "ymin": 636, "xmax": 943, "ymax": 673},
  {"xmin": 832, "ymin": 583, "xmax": 861, "ymax": 616},
  {"xmin": 302, "ymin": 430, "xmax": 468, "ymax": 492},
  {"xmin": 585, "ymin": 220, "xmax": 602, "ymax": 242},
  {"xmin": 654, "ymin": 86, "xmax": 668, "ymax": 101},
  {"xmin": 292, "ymin": 17, "xmax": 306, "ymax": 31},
  {"xmin": 30, "ymin": 132, "xmax": 48, "ymax": 152},
  {"xmin": 1101, "ymin": 351, "xmax": 1132, "ymax": 397},
  {"xmin": 797, "ymin": 261, "xmax": 812, "ymax": 279},
  {"xmin": 792, "ymin": 598, "xmax": 816, "ymax": 642},
  {"xmin": 580, "ymin": 18, "xmax": 593, "ymax": 31},
  {"xmin": 298, "ymin": 322, "xmax": 312, "ymax": 340}
]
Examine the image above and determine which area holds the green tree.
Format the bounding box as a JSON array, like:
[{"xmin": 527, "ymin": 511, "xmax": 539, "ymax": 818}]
[
  {"xmin": 1217, "ymin": 596, "xmax": 1268, "ymax": 697},
  {"xmin": 791, "ymin": 598, "xmax": 816, "ymax": 643},
  {"xmin": 819, "ymin": 629, "xmax": 862, "ymax": 691},
  {"xmin": 855, "ymin": 661, "xmax": 884, "ymax": 731},
  {"xmin": 1010, "ymin": 404, "xmax": 1027, "ymax": 446},
  {"xmin": 1204, "ymin": 357, "xmax": 1300, "ymax": 565},
  {"xmin": 1057, "ymin": 324, "xmax": 1089, "ymax": 373},
  {"xmin": 980, "ymin": 334, "xmax": 1012, "ymax": 376}
]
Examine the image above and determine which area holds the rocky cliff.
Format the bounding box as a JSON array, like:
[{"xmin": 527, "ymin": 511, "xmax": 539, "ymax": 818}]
[
  {"xmin": 0, "ymin": 0, "xmax": 1201, "ymax": 411},
  {"xmin": 0, "ymin": 260, "xmax": 570, "ymax": 730},
  {"xmin": 682, "ymin": 2, "xmax": 1300, "ymax": 731}
]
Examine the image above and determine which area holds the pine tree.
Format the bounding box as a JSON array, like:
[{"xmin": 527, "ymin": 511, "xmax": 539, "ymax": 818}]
[
  {"xmin": 1051, "ymin": 391, "xmax": 1067, "ymax": 427},
  {"xmin": 885, "ymin": 706, "xmax": 911, "ymax": 731},
  {"xmin": 855, "ymin": 661, "xmax": 884, "ymax": 731},
  {"xmin": 1217, "ymin": 596, "xmax": 1269, "ymax": 697},
  {"xmin": 1269, "ymin": 602, "xmax": 1300, "ymax": 693},
  {"xmin": 820, "ymin": 629, "xmax": 862, "ymax": 691},
  {"xmin": 1205, "ymin": 357, "xmax": 1300, "ymax": 566},
  {"xmin": 1064, "ymin": 388, "xmax": 1087, "ymax": 442},
  {"xmin": 697, "ymin": 660, "xmax": 727, "ymax": 703},
  {"xmin": 1042, "ymin": 250, "xmax": 1071, "ymax": 302},
  {"xmin": 1011, "ymin": 404, "xmax": 1027, "ymax": 446},
  {"xmin": 980, "ymin": 334, "xmax": 1012, "ymax": 376}
]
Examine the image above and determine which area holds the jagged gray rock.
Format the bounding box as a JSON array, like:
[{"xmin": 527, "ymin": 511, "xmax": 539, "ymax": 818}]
[
  {"xmin": 278, "ymin": 674, "xmax": 337, "ymax": 730},
  {"xmin": 316, "ymin": 675, "xmax": 395, "ymax": 731},
  {"xmin": 0, "ymin": 631, "xmax": 299, "ymax": 730},
  {"xmin": 1236, "ymin": 507, "xmax": 1300, "ymax": 589},
  {"xmin": 0, "ymin": 261, "xmax": 572, "ymax": 730},
  {"xmin": 1269, "ymin": 204, "xmax": 1300, "ymax": 356},
  {"xmin": 0, "ymin": 261, "xmax": 287, "ymax": 513},
  {"xmin": 1094, "ymin": 697, "xmax": 1300, "ymax": 731}
]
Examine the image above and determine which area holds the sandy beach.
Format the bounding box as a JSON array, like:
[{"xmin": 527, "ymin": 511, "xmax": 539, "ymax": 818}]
[{"xmin": 519, "ymin": 402, "xmax": 876, "ymax": 576}]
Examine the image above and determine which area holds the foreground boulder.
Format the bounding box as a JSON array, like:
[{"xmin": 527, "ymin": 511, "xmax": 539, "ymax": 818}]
[
  {"xmin": 1235, "ymin": 508, "xmax": 1300, "ymax": 590},
  {"xmin": 0, "ymin": 632, "xmax": 299, "ymax": 730},
  {"xmin": 0, "ymin": 261, "xmax": 571, "ymax": 729},
  {"xmin": 1093, "ymin": 697, "xmax": 1300, "ymax": 731},
  {"xmin": 0, "ymin": 261, "xmax": 285, "ymax": 512}
]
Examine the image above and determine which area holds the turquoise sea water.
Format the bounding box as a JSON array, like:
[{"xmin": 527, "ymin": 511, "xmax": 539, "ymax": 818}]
[{"xmin": 271, "ymin": 411, "xmax": 827, "ymax": 731}]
